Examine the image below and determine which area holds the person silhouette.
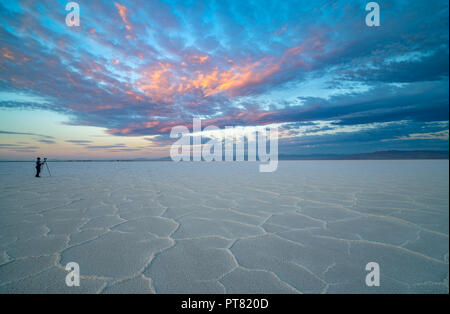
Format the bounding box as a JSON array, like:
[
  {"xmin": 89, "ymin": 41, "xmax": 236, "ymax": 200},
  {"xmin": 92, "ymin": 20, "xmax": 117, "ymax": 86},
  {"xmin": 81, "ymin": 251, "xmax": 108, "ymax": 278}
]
[{"xmin": 35, "ymin": 157, "xmax": 46, "ymax": 178}]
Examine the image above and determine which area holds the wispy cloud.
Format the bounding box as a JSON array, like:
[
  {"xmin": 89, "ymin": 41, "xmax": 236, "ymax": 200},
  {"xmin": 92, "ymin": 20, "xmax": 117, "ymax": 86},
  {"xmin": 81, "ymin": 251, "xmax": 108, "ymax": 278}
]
[
  {"xmin": 0, "ymin": 130, "xmax": 54, "ymax": 139},
  {"xmin": 386, "ymin": 130, "xmax": 449, "ymax": 141},
  {"xmin": 65, "ymin": 140, "xmax": 93, "ymax": 145},
  {"xmin": 37, "ymin": 139, "xmax": 56, "ymax": 144},
  {"xmin": 86, "ymin": 144, "xmax": 127, "ymax": 149}
]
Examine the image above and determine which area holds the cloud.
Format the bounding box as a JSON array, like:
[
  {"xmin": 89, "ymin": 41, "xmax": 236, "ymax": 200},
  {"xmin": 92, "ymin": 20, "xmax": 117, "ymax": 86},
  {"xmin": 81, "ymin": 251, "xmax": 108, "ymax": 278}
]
[
  {"xmin": 277, "ymin": 120, "xmax": 449, "ymax": 155},
  {"xmin": 109, "ymin": 148, "xmax": 142, "ymax": 152},
  {"xmin": 0, "ymin": 144, "xmax": 19, "ymax": 148},
  {"xmin": 387, "ymin": 130, "xmax": 449, "ymax": 141},
  {"xmin": 0, "ymin": 143, "xmax": 39, "ymax": 152},
  {"xmin": 65, "ymin": 140, "xmax": 93, "ymax": 145},
  {"xmin": 37, "ymin": 139, "xmax": 56, "ymax": 144},
  {"xmin": 114, "ymin": 2, "xmax": 133, "ymax": 31},
  {"xmin": 0, "ymin": 130, "xmax": 54, "ymax": 139},
  {"xmin": 86, "ymin": 144, "xmax": 127, "ymax": 149}
]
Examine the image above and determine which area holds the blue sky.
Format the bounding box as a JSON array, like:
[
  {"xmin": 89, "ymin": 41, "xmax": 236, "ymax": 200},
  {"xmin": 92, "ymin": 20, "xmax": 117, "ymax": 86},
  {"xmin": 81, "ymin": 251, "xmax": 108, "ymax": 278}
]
[{"xmin": 0, "ymin": 0, "xmax": 448, "ymax": 159}]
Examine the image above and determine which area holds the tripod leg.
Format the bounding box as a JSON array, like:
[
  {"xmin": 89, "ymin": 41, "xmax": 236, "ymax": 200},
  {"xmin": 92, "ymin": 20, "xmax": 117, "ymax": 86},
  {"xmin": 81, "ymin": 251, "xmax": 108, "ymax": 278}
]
[{"xmin": 45, "ymin": 163, "xmax": 52, "ymax": 177}]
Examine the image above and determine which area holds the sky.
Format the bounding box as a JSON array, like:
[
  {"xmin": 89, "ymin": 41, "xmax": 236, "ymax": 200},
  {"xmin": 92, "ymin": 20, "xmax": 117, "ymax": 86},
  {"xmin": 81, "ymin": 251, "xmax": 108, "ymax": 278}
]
[{"xmin": 0, "ymin": 0, "xmax": 448, "ymax": 160}]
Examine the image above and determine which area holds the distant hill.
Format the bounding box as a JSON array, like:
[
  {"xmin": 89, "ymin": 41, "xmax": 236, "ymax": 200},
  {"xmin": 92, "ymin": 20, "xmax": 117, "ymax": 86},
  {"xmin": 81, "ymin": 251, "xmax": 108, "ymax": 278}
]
[
  {"xmin": 277, "ymin": 154, "xmax": 341, "ymax": 160},
  {"xmin": 151, "ymin": 150, "xmax": 449, "ymax": 160},
  {"xmin": 335, "ymin": 150, "xmax": 449, "ymax": 160},
  {"xmin": 278, "ymin": 150, "xmax": 449, "ymax": 160}
]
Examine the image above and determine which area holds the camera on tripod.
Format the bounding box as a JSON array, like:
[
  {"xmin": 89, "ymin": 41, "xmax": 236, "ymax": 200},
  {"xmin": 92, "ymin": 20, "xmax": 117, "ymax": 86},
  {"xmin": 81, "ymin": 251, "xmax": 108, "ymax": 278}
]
[{"xmin": 43, "ymin": 158, "xmax": 51, "ymax": 176}]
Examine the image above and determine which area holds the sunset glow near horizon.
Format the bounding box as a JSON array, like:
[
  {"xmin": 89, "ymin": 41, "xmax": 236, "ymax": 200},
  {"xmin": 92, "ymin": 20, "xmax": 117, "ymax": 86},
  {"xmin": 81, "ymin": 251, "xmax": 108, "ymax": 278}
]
[{"xmin": 0, "ymin": 0, "xmax": 448, "ymax": 160}]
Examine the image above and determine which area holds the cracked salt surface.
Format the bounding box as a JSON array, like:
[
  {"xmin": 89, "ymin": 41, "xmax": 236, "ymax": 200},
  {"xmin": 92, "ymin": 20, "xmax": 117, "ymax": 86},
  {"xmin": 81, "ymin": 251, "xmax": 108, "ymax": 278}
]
[{"xmin": 0, "ymin": 160, "xmax": 448, "ymax": 293}]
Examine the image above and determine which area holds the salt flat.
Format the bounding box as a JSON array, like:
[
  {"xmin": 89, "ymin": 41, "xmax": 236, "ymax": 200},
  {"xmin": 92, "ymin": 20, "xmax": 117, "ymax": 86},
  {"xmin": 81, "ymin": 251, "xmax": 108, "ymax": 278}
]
[{"xmin": 0, "ymin": 160, "xmax": 448, "ymax": 294}]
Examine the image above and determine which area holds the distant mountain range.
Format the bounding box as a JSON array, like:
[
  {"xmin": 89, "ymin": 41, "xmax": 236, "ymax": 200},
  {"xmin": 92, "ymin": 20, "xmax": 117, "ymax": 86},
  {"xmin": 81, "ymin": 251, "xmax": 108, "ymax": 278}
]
[
  {"xmin": 334, "ymin": 150, "xmax": 449, "ymax": 160},
  {"xmin": 150, "ymin": 150, "xmax": 450, "ymax": 161},
  {"xmin": 279, "ymin": 150, "xmax": 449, "ymax": 160},
  {"xmin": 1, "ymin": 150, "xmax": 448, "ymax": 162}
]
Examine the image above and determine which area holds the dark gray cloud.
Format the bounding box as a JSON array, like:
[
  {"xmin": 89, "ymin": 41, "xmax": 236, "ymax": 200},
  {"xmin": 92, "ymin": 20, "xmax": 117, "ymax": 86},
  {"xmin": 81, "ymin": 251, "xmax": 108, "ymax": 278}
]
[
  {"xmin": 37, "ymin": 139, "xmax": 56, "ymax": 144},
  {"xmin": 86, "ymin": 144, "xmax": 127, "ymax": 149},
  {"xmin": 0, "ymin": 130, "xmax": 54, "ymax": 139},
  {"xmin": 65, "ymin": 140, "xmax": 94, "ymax": 145}
]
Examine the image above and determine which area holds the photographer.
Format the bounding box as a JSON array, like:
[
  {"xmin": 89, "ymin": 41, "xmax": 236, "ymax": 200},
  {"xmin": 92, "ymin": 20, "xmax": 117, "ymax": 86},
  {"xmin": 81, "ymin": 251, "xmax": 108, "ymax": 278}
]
[{"xmin": 35, "ymin": 157, "xmax": 47, "ymax": 178}]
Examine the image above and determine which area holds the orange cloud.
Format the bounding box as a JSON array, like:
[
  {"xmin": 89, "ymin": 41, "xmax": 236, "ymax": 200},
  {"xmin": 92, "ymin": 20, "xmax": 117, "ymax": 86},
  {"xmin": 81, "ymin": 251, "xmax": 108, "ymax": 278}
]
[
  {"xmin": 275, "ymin": 26, "xmax": 287, "ymax": 36},
  {"xmin": 143, "ymin": 121, "xmax": 160, "ymax": 128},
  {"xmin": 135, "ymin": 58, "xmax": 284, "ymax": 101},
  {"xmin": 1, "ymin": 47, "xmax": 15, "ymax": 60},
  {"xmin": 132, "ymin": 43, "xmax": 313, "ymax": 103},
  {"xmin": 71, "ymin": 103, "xmax": 125, "ymax": 112},
  {"xmin": 65, "ymin": 72, "xmax": 77, "ymax": 85},
  {"xmin": 189, "ymin": 55, "xmax": 210, "ymax": 64},
  {"xmin": 114, "ymin": 2, "xmax": 133, "ymax": 31}
]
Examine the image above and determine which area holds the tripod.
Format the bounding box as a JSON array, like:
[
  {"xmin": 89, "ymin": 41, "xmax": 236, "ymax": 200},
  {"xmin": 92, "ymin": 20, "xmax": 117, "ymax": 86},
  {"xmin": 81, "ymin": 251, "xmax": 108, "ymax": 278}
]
[{"xmin": 44, "ymin": 159, "xmax": 52, "ymax": 177}]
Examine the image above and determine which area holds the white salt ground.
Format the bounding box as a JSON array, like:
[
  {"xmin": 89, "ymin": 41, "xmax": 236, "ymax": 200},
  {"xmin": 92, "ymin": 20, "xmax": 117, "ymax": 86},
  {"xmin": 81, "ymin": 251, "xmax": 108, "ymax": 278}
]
[{"xmin": 0, "ymin": 160, "xmax": 448, "ymax": 293}]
